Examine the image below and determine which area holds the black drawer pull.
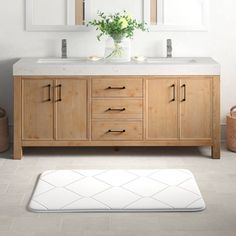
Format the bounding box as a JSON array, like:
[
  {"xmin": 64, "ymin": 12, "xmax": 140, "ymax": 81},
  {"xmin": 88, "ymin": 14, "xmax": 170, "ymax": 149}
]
[
  {"xmin": 107, "ymin": 130, "xmax": 126, "ymax": 133},
  {"xmin": 56, "ymin": 84, "xmax": 62, "ymax": 102},
  {"xmin": 171, "ymin": 84, "xmax": 176, "ymax": 102},
  {"xmin": 107, "ymin": 108, "xmax": 126, "ymax": 112},
  {"xmin": 47, "ymin": 84, "xmax": 51, "ymax": 101},
  {"xmin": 107, "ymin": 86, "xmax": 126, "ymax": 90},
  {"xmin": 181, "ymin": 84, "xmax": 186, "ymax": 102}
]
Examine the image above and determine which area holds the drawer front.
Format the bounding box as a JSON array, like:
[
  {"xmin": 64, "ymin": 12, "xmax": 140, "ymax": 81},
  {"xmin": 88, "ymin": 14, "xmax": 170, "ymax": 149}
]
[
  {"xmin": 92, "ymin": 121, "xmax": 143, "ymax": 141},
  {"xmin": 92, "ymin": 99, "xmax": 143, "ymax": 119},
  {"xmin": 92, "ymin": 78, "xmax": 143, "ymax": 98}
]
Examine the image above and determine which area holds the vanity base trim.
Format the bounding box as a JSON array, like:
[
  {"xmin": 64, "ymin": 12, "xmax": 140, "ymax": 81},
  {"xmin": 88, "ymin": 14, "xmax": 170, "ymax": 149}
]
[{"xmin": 22, "ymin": 140, "xmax": 212, "ymax": 147}]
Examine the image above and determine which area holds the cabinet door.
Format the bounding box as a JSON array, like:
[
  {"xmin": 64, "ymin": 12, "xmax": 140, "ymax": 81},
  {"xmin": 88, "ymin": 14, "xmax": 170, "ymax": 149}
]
[
  {"xmin": 146, "ymin": 78, "xmax": 178, "ymax": 140},
  {"xmin": 180, "ymin": 78, "xmax": 212, "ymax": 139},
  {"xmin": 22, "ymin": 79, "xmax": 53, "ymax": 140},
  {"xmin": 56, "ymin": 79, "xmax": 87, "ymax": 140}
]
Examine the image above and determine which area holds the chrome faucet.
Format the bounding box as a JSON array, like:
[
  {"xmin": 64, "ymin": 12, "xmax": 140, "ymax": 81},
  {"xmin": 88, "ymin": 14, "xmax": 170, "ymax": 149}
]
[
  {"xmin": 167, "ymin": 39, "xmax": 172, "ymax": 58},
  {"xmin": 61, "ymin": 39, "xmax": 67, "ymax": 59}
]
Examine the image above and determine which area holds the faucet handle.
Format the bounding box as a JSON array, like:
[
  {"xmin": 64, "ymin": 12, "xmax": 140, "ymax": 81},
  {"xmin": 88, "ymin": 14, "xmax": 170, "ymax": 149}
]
[
  {"xmin": 167, "ymin": 39, "xmax": 172, "ymax": 46},
  {"xmin": 167, "ymin": 39, "xmax": 172, "ymax": 58},
  {"xmin": 62, "ymin": 39, "xmax": 67, "ymax": 46},
  {"xmin": 61, "ymin": 39, "xmax": 67, "ymax": 59}
]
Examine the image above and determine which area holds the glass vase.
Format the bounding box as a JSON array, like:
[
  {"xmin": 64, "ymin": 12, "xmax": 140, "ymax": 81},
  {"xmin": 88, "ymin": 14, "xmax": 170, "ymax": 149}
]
[{"xmin": 104, "ymin": 37, "xmax": 131, "ymax": 63}]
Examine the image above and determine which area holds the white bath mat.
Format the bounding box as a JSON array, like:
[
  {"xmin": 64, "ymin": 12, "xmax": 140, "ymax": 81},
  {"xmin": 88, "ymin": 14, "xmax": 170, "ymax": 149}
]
[{"xmin": 29, "ymin": 169, "xmax": 206, "ymax": 212}]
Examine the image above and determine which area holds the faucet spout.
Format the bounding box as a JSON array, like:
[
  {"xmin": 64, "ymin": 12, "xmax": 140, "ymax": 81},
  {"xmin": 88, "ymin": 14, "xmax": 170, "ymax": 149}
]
[
  {"xmin": 61, "ymin": 39, "xmax": 67, "ymax": 59},
  {"xmin": 167, "ymin": 39, "xmax": 172, "ymax": 58}
]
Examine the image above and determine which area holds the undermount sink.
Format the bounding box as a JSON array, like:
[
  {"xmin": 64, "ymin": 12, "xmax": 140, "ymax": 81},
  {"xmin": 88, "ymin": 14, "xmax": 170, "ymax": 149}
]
[
  {"xmin": 37, "ymin": 58, "xmax": 86, "ymax": 64},
  {"xmin": 147, "ymin": 58, "xmax": 197, "ymax": 64}
]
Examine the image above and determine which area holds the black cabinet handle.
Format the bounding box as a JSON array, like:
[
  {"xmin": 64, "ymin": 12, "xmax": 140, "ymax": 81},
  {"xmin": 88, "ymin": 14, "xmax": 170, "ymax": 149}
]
[
  {"xmin": 182, "ymin": 84, "xmax": 186, "ymax": 102},
  {"xmin": 171, "ymin": 84, "xmax": 175, "ymax": 102},
  {"xmin": 107, "ymin": 86, "xmax": 126, "ymax": 90},
  {"xmin": 56, "ymin": 84, "xmax": 62, "ymax": 102},
  {"xmin": 47, "ymin": 84, "xmax": 51, "ymax": 101},
  {"xmin": 106, "ymin": 108, "xmax": 126, "ymax": 112},
  {"xmin": 107, "ymin": 130, "xmax": 126, "ymax": 133}
]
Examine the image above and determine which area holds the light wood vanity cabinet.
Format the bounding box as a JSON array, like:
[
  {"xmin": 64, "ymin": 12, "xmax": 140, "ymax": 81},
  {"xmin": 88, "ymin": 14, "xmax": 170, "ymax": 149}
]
[
  {"xmin": 91, "ymin": 77, "xmax": 143, "ymax": 141},
  {"xmin": 14, "ymin": 76, "xmax": 220, "ymax": 160},
  {"xmin": 146, "ymin": 77, "xmax": 213, "ymax": 140},
  {"xmin": 55, "ymin": 79, "xmax": 87, "ymax": 140},
  {"xmin": 22, "ymin": 79, "xmax": 54, "ymax": 140},
  {"xmin": 179, "ymin": 78, "xmax": 212, "ymax": 139},
  {"xmin": 21, "ymin": 78, "xmax": 87, "ymax": 141},
  {"xmin": 146, "ymin": 78, "xmax": 178, "ymax": 140}
]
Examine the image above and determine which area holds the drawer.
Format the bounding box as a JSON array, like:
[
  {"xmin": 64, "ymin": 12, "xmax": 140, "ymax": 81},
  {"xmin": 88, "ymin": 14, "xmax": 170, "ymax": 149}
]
[
  {"xmin": 92, "ymin": 99, "xmax": 143, "ymax": 119},
  {"xmin": 92, "ymin": 78, "xmax": 143, "ymax": 98},
  {"xmin": 92, "ymin": 121, "xmax": 143, "ymax": 141}
]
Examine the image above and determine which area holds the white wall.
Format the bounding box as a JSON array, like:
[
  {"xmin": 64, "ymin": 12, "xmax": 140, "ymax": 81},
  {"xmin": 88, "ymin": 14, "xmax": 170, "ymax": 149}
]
[
  {"xmin": 0, "ymin": 0, "xmax": 236, "ymax": 127},
  {"xmin": 33, "ymin": 0, "xmax": 66, "ymax": 25}
]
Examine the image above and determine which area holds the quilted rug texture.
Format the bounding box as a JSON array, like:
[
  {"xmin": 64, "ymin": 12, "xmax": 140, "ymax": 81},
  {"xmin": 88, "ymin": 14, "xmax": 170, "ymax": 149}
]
[{"xmin": 29, "ymin": 169, "xmax": 206, "ymax": 212}]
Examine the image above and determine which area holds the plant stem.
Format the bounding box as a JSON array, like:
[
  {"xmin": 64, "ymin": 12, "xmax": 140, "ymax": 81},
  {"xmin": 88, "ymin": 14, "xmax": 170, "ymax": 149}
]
[{"xmin": 106, "ymin": 39, "xmax": 124, "ymax": 59}]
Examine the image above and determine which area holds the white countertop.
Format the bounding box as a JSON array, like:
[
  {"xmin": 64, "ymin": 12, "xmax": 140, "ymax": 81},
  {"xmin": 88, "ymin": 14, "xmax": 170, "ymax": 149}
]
[{"xmin": 13, "ymin": 57, "xmax": 220, "ymax": 76}]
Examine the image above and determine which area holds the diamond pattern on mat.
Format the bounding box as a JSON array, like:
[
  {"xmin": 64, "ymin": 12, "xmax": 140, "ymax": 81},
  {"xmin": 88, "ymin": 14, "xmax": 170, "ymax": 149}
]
[
  {"xmin": 178, "ymin": 178, "xmax": 201, "ymax": 195},
  {"xmin": 126, "ymin": 197, "xmax": 172, "ymax": 210},
  {"xmin": 41, "ymin": 170, "xmax": 56, "ymax": 177},
  {"xmin": 150, "ymin": 169, "xmax": 192, "ymax": 186},
  {"xmin": 33, "ymin": 180, "xmax": 55, "ymax": 197},
  {"xmin": 93, "ymin": 187, "xmax": 140, "ymax": 209},
  {"xmin": 95, "ymin": 170, "xmax": 138, "ymax": 186},
  {"xmin": 29, "ymin": 200, "xmax": 48, "ymax": 211},
  {"xmin": 187, "ymin": 198, "xmax": 206, "ymax": 209},
  {"xmin": 128, "ymin": 169, "xmax": 159, "ymax": 177},
  {"xmin": 41, "ymin": 170, "xmax": 84, "ymax": 187},
  {"xmin": 66, "ymin": 177, "xmax": 111, "ymax": 197},
  {"xmin": 65, "ymin": 198, "xmax": 110, "ymax": 210},
  {"xmin": 33, "ymin": 188, "xmax": 81, "ymax": 210},
  {"xmin": 29, "ymin": 169, "xmax": 206, "ymax": 212},
  {"xmin": 123, "ymin": 177, "xmax": 168, "ymax": 197},
  {"xmin": 73, "ymin": 170, "xmax": 106, "ymax": 177},
  {"xmin": 153, "ymin": 186, "xmax": 201, "ymax": 208}
]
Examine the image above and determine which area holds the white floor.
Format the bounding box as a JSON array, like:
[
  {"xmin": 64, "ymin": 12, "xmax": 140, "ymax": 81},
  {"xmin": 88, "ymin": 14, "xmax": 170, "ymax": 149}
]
[{"xmin": 0, "ymin": 144, "xmax": 236, "ymax": 236}]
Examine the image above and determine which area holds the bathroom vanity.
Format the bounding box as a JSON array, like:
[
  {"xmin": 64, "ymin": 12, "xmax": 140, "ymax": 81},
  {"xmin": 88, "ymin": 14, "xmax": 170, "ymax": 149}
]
[{"xmin": 13, "ymin": 57, "xmax": 220, "ymax": 160}]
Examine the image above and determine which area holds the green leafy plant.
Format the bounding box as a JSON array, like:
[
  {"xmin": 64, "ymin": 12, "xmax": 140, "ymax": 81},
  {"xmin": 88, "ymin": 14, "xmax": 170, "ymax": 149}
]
[{"xmin": 88, "ymin": 11, "xmax": 148, "ymax": 42}]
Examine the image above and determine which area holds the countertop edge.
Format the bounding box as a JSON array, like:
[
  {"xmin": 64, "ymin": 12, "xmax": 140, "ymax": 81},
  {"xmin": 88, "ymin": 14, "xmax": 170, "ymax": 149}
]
[{"xmin": 13, "ymin": 57, "xmax": 221, "ymax": 76}]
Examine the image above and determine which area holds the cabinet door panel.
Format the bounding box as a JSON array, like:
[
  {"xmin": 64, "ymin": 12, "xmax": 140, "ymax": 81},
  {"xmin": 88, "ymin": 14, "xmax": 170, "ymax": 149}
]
[
  {"xmin": 146, "ymin": 79, "xmax": 178, "ymax": 140},
  {"xmin": 22, "ymin": 79, "xmax": 53, "ymax": 140},
  {"xmin": 180, "ymin": 78, "xmax": 212, "ymax": 139},
  {"xmin": 56, "ymin": 79, "xmax": 87, "ymax": 140}
]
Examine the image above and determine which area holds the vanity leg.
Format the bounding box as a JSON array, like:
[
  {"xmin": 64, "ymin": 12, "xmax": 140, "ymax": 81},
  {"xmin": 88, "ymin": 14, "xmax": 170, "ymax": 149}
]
[
  {"xmin": 14, "ymin": 145, "xmax": 22, "ymax": 160},
  {"xmin": 212, "ymin": 76, "xmax": 221, "ymax": 159},
  {"xmin": 211, "ymin": 144, "xmax": 220, "ymax": 159},
  {"xmin": 14, "ymin": 77, "xmax": 22, "ymax": 160}
]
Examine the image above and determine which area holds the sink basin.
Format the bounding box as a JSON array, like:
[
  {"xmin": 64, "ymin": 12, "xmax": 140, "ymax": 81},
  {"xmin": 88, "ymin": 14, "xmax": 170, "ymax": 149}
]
[
  {"xmin": 147, "ymin": 58, "xmax": 197, "ymax": 64},
  {"xmin": 37, "ymin": 58, "xmax": 86, "ymax": 64}
]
